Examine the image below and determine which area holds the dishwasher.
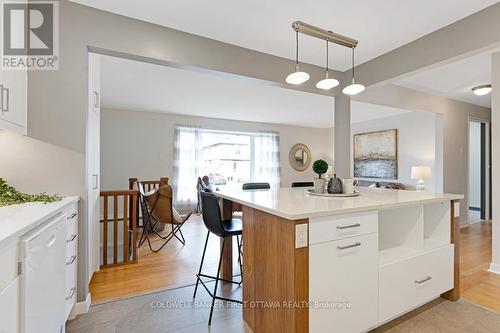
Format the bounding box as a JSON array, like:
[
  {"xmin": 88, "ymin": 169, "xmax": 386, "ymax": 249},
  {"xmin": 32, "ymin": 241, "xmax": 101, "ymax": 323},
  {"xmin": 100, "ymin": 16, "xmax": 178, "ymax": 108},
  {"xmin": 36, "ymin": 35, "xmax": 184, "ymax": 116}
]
[{"xmin": 19, "ymin": 213, "xmax": 67, "ymax": 333}]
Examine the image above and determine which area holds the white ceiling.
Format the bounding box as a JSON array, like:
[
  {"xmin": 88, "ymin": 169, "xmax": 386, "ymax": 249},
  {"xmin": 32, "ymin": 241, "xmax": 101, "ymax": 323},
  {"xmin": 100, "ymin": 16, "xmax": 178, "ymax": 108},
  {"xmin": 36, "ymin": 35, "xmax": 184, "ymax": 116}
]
[
  {"xmin": 395, "ymin": 48, "xmax": 498, "ymax": 108},
  {"xmin": 71, "ymin": 0, "xmax": 498, "ymax": 71},
  {"xmin": 100, "ymin": 55, "xmax": 411, "ymax": 127},
  {"xmin": 100, "ymin": 55, "xmax": 335, "ymax": 128}
]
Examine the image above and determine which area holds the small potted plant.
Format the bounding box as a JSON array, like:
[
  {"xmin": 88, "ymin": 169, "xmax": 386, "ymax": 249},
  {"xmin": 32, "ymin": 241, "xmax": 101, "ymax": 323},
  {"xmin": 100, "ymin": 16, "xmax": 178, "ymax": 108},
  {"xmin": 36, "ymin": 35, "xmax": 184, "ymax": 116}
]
[{"xmin": 312, "ymin": 159, "xmax": 329, "ymax": 193}]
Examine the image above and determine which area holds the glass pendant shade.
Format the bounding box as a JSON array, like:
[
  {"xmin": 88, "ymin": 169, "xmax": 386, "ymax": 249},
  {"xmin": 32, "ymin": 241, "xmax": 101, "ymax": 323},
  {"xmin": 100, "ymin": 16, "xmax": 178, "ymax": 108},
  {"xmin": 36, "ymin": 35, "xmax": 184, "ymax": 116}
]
[
  {"xmin": 316, "ymin": 72, "xmax": 339, "ymax": 90},
  {"xmin": 342, "ymin": 81, "xmax": 365, "ymax": 95},
  {"xmin": 286, "ymin": 69, "xmax": 310, "ymax": 85},
  {"xmin": 286, "ymin": 31, "xmax": 310, "ymax": 85}
]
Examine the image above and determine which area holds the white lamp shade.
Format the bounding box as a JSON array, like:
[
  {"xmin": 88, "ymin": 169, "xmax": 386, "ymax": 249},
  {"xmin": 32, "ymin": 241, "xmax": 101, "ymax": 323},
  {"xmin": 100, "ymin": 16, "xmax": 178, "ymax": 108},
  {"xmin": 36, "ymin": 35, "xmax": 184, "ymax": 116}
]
[
  {"xmin": 411, "ymin": 166, "xmax": 432, "ymax": 180},
  {"xmin": 286, "ymin": 71, "xmax": 310, "ymax": 85},
  {"xmin": 316, "ymin": 78, "xmax": 339, "ymax": 90},
  {"xmin": 342, "ymin": 83, "xmax": 365, "ymax": 95}
]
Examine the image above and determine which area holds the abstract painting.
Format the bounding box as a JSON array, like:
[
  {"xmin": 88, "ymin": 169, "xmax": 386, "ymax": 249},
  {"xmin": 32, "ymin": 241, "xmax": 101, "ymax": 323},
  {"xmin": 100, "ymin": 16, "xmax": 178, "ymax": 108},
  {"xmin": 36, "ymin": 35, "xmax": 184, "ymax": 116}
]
[{"xmin": 353, "ymin": 129, "xmax": 398, "ymax": 179}]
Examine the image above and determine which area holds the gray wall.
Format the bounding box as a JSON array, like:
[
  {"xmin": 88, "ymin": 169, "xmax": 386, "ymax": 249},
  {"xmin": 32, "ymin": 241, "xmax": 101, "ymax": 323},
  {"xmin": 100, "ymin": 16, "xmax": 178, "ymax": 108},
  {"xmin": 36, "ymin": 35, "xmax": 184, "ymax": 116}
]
[
  {"xmin": 353, "ymin": 84, "xmax": 491, "ymax": 221},
  {"xmin": 100, "ymin": 109, "xmax": 334, "ymax": 192}
]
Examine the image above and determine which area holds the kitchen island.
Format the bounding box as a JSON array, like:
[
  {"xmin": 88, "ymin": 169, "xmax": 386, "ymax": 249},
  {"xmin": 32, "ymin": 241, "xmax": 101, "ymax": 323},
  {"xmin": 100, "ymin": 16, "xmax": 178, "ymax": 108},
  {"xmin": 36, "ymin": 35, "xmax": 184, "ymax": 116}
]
[{"xmin": 213, "ymin": 187, "xmax": 463, "ymax": 333}]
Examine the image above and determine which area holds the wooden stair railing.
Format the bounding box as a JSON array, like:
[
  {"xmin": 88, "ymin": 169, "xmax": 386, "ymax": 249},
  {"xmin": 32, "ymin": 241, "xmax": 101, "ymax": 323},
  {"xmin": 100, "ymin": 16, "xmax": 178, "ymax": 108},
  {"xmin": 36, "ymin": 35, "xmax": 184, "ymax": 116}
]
[
  {"xmin": 128, "ymin": 177, "xmax": 169, "ymax": 228},
  {"xmin": 100, "ymin": 190, "xmax": 138, "ymax": 268}
]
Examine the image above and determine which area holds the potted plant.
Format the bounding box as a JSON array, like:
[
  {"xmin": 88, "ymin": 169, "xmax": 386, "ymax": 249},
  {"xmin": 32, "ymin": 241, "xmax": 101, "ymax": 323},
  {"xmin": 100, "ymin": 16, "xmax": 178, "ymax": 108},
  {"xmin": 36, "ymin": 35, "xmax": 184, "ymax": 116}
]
[{"xmin": 312, "ymin": 159, "xmax": 329, "ymax": 193}]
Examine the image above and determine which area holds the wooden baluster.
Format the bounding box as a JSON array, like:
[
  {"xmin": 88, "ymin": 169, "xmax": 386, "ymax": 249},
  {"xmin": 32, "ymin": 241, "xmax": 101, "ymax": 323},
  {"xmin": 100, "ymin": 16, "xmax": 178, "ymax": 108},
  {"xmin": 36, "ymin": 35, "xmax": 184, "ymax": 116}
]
[
  {"xmin": 123, "ymin": 194, "xmax": 129, "ymax": 263},
  {"xmin": 103, "ymin": 195, "xmax": 108, "ymax": 267},
  {"xmin": 113, "ymin": 195, "xmax": 118, "ymax": 265},
  {"xmin": 131, "ymin": 192, "xmax": 138, "ymax": 262}
]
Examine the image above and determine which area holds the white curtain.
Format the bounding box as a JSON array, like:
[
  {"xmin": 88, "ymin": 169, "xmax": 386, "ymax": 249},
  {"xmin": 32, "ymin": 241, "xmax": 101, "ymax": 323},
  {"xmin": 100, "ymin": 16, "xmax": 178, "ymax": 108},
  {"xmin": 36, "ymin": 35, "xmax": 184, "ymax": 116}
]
[
  {"xmin": 253, "ymin": 132, "xmax": 281, "ymax": 188},
  {"xmin": 172, "ymin": 125, "xmax": 202, "ymax": 213}
]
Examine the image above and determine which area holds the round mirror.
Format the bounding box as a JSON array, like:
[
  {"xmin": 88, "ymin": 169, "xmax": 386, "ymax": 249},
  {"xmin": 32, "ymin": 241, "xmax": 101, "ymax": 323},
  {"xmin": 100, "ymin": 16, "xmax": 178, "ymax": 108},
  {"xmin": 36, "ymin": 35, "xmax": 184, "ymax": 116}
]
[{"xmin": 289, "ymin": 143, "xmax": 311, "ymax": 171}]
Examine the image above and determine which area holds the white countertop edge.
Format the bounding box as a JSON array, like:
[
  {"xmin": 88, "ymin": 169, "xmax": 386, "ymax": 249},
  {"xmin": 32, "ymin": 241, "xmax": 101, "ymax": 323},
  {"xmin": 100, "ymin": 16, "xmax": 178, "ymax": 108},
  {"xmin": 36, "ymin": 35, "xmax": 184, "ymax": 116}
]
[
  {"xmin": 0, "ymin": 196, "xmax": 79, "ymax": 245},
  {"xmin": 213, "ymin": 190, "xmax": 463, "ymax": 221}
]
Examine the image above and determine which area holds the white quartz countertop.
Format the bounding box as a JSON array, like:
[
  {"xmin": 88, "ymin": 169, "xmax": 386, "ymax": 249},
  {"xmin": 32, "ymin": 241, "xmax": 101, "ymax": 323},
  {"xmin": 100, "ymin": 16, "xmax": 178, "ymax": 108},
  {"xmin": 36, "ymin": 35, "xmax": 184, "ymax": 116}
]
[
  {"xmin": 214, "ymin": 187, "xmax": 463, "ymax": 220},
  {"xmin": 0, "ymin": 196, "xmax": 79, "ymax": 244}
]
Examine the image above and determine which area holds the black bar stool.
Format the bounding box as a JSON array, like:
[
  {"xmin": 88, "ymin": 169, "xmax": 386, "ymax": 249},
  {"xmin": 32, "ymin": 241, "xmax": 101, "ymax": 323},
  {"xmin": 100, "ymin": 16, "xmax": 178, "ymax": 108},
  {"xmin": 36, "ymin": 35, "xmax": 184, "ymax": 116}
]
[{"xmin": 193, "ymin": 191, "xmax": 243, "ymax": 325}]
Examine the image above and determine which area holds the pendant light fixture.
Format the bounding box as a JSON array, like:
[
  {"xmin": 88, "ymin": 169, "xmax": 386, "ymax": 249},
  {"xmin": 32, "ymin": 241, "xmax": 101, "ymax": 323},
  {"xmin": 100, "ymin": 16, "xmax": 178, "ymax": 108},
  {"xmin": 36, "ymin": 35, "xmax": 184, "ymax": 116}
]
[
  {"xmin": 285, "ymin": 31, "xmax": 310, "ymax": 85},
  {"xmin": 342, "ymin": 47, "xmax": 365, "ymax": 96},
  {"xmin": 316, "ymin": 40, "xmax": 339, "ymax": 90}
]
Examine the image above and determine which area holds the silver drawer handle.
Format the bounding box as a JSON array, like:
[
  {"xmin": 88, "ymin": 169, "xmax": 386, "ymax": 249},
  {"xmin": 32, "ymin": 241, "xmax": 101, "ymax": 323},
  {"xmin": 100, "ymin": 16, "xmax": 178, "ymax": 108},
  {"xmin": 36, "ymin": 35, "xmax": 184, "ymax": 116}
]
[
  {"xmin": 337, "ymin": 223, "xmax": 361, "ymax": 230},
  {"xmin": 415, "ymin": 276, "xmax": 432, "ymax": 284},
  {"xmin": 67, "ymin": 213, "xmax": 77, "ymax": 220},
  {"xmin": 337, "ymin": 242, "xmax": 361, "ymax": 250},
  {"xmin": 67, "ymin": 234, "xmax": 77, "ymax": 243},
  {"xmin": 66, "ymin": 255, "xmax": 77, "ymax": 265},
  {"xmin": 66, "ymin": 287, "xmax": 76, "ymax": 300}
]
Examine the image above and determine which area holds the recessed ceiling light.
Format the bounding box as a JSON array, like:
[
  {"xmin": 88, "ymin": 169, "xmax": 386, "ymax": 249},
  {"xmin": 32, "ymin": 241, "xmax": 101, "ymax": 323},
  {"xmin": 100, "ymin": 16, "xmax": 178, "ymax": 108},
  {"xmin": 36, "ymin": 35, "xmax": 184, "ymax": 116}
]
[{"xmin": 472, "ymin": 84, "xmax": 492, "ymax": 96}]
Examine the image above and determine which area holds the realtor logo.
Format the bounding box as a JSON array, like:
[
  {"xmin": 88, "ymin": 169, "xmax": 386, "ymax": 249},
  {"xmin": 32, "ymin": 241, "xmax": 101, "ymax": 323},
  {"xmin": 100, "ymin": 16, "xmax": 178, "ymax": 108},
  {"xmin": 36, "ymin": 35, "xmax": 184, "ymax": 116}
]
[{"xmin": 1, "ymin": 1, "xmax": 59, "ymax": 70}]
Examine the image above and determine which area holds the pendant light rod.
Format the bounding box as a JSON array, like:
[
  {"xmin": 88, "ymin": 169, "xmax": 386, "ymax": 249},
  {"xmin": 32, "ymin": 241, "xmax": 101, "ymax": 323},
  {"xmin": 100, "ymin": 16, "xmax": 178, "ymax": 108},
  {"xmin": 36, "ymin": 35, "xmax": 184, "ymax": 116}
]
[{"xmin": 292, "ymin": 21, "xmax": 358, "ymax": 48}]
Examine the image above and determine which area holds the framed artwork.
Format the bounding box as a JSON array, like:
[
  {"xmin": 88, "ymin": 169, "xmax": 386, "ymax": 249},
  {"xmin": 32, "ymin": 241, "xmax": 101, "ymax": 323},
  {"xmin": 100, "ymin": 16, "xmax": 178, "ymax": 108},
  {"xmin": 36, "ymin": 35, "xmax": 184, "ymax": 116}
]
[{"xmin": 353, "ymin": 129, "xmax": 398, "ymax": 179}]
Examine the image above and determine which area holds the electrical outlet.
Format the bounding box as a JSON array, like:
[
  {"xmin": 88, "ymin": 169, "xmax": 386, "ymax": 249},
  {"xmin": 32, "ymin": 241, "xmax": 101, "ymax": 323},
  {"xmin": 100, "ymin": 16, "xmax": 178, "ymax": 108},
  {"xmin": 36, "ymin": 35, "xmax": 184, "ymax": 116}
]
[
  {"xmin": 295, "ymin": 224, "xmax": 308, "ymax": 248},
  {"xmin": 454, "ymin": 201, "xmax": 460, "ymax": 218}
]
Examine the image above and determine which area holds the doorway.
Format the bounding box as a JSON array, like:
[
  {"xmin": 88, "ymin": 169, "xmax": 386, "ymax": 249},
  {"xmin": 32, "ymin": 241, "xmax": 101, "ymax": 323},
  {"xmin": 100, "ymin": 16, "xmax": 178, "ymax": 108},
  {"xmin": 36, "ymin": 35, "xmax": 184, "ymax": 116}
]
[{"xmin": 468, "ymin": 118, "xmax": 491, "ymax": 225}]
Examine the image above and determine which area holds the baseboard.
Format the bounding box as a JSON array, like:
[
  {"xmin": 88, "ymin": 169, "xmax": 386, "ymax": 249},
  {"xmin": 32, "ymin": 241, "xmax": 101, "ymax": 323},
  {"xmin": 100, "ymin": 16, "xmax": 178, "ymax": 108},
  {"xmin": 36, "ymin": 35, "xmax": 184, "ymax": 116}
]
[
  {"xmin": 488, "ymin": 263, "xmax": 500, "ymax": 275},
  {"xmin": 70, "ymin": 293, "xmax": 91, "ymax": 318}
]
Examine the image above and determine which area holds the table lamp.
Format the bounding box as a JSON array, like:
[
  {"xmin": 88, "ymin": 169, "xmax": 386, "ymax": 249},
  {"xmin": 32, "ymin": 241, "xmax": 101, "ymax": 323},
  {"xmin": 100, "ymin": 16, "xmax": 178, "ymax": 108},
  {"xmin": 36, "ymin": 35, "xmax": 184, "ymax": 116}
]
[{"xmin": 411, "ymin": 166, "xmax": 431, "ymax": 191}]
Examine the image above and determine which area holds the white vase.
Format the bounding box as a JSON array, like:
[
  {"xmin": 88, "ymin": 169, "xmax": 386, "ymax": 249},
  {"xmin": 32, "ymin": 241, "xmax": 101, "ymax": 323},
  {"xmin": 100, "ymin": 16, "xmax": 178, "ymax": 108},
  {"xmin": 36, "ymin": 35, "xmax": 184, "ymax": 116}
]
[{"xmin": 313, "ymin": 178, "xmax": 326, "ymax": 193}]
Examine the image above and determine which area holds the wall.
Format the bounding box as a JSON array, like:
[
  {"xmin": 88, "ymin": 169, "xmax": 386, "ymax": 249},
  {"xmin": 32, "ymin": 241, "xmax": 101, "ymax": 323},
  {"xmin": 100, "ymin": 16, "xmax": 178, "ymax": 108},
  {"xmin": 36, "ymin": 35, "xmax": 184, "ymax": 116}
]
[
  {"xmin": 353, "ymin": 84, "xmax": 491, "ymax": 218},
  {"xmin": 491, "ymin": 52, "xmax": 500, "ymax": 274},
  {"xmin": 350, "ymin": 110, "xmax": 442, "ymax": 192},
  {"xmin": 469, "ymin": 122, "xmax": 482, "ymax": 209},
  {"xmin": 100, "ymin": 109, "xmax": 334, "ymax": 192}
]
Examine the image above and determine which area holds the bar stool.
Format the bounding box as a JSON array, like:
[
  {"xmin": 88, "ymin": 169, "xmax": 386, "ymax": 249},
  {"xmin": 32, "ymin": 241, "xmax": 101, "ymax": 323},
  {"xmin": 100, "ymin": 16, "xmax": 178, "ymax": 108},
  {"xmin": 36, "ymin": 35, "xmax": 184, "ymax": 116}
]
[{"xmin": 193, "ymin": 191, "xmax": 243, "ymax": 325}]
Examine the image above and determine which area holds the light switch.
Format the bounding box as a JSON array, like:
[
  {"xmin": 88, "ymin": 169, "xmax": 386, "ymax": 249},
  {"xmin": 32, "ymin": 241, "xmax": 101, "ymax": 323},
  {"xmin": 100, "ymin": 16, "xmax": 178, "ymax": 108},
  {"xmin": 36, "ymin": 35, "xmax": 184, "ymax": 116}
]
[{"xmin": 295, "ymin": 224, "xmax": 308, "ymax": 248}]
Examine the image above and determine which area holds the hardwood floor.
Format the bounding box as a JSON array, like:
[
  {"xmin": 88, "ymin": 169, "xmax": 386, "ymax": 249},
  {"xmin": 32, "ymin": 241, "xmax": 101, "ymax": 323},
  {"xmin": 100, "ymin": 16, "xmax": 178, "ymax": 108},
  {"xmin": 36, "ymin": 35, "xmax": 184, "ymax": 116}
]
[
  {"xmin": 89, "ymin": 216, "xmax": 241, "ymax": 303},
  {"xmin": 91, "ymin": 216, "xmax": 500, "ymax": 314},
  {"xmin": 460, "ymin": 220, "xmax": 500, "ymax": 312}
]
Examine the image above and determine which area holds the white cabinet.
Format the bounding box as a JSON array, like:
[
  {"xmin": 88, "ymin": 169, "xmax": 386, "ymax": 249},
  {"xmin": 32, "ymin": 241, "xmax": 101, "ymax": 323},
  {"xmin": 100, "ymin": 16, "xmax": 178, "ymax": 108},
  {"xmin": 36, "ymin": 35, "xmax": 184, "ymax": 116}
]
[
  {"xmin": 64, "ymin": 203, "xmax": 78, "ymax": 319},
  {"xmin": 379, "ymin": 245, "xmax": 454, "ymax": 323},
  {"xmin": 0, "ymin": 278, "xmax": 20, "ymax": 333},
  {"xmin": 310, "ymin": 233, "xmax": 379, "ymax": 333},
  {"xmin": 0, "ymin": 69, "xmax": 27, "ymax": 134},
  {"xmin": 0, "ymin": 240, "xmax": 19, "ymax": 333}
]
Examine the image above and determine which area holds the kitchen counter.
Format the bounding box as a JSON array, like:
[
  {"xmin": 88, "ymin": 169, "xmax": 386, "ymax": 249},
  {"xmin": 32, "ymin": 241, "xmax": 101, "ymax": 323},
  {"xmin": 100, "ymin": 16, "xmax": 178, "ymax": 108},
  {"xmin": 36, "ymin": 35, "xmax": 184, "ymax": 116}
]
[
  {"xmin": 0, "ymin": 197, "xmax": 79, "ymax": 245},
  {"xmin": 214, "ymin": 187, "xmax": 463, "ymax": 220}
]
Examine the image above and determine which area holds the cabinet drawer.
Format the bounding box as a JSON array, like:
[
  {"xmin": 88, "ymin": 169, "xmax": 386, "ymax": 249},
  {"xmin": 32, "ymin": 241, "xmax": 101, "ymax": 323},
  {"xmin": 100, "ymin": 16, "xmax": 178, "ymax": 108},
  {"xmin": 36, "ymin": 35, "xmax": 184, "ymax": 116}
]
[
  {"xmin": 310, "ymin": 211, "xmax": 378, "ymax": 244},
  {"xmin": 65, "ymin": 262, "xmax": 77, "ymax": 318},
  {"xmin": 0, "ymin": 240, "xmax": 18, "ymax": 292},
  {"xmin": 379, "ymin": 245, "xmax": 454, "ymax": 323},
  {"xmin": 310, "ymin": 233, "xmax": 379, "ymax": 333}
]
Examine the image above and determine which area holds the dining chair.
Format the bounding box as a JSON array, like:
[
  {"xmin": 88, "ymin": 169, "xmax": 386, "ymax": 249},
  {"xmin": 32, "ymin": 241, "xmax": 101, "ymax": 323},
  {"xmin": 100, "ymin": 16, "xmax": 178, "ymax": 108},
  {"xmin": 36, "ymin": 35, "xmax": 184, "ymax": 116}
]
[
  {"xmin": 242, "ymin": 182, "xmax": 270, "ymax": 190},
  {"xmin": 291, "ymin": 181, "xmax": 314, "ymax": 187}
]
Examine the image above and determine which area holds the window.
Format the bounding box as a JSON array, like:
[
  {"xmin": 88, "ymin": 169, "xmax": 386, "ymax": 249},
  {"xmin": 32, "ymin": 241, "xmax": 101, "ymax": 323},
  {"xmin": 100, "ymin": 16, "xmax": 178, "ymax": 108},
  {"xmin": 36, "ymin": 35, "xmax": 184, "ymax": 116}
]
[{"xmin": 172, "ymin": 126, "xmax": 280, "ymax": 211}]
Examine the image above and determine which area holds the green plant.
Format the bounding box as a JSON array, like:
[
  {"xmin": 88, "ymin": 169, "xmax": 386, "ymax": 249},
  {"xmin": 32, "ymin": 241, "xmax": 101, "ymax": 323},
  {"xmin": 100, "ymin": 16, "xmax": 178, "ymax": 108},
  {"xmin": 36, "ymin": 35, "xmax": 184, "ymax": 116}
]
[
  {"xmin": 312, "ymin": 159, "xmax": 329, "ymax": 178},
  {"xmin": 0, "ymin": 178, "xmax": 62, "ymax": 207}
]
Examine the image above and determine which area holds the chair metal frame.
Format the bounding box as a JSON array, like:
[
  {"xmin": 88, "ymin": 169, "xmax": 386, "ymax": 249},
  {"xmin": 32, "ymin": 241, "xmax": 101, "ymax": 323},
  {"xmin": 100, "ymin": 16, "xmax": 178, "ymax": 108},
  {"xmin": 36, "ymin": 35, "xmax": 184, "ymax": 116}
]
[{"xmin": 137, "ymin": 182, "xmax": 190, "ymax": 253}]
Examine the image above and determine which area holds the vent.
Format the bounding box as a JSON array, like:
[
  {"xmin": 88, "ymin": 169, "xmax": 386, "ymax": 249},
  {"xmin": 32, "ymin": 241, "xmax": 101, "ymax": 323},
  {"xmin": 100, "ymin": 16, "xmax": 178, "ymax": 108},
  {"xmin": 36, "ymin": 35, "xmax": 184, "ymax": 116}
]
[{"xmin": 17, "ymin": 261, "xmax": 22, "ymax": 276}]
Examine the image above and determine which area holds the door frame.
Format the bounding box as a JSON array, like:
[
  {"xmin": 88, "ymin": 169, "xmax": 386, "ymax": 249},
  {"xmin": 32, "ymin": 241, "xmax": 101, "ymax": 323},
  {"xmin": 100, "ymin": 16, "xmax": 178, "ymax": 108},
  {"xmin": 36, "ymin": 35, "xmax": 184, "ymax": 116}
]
[{"xmin": 467, "ymin": 116, "xmax": 491, "ymax": 224}]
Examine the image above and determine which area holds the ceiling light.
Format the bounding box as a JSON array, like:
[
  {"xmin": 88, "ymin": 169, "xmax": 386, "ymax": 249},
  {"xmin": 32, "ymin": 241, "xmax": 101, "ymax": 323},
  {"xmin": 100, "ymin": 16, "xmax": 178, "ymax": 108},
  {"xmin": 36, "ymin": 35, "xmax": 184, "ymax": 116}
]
[
  {"xmin": 342, "ymin": 47, "xmax": 365, "ymax": 96},
  {"xmin": 316, "ymin": 40, "xmax": 339, "ymax": 90},
  {"xmin": 472, "ymin": 84, "xmax": 492, "ymax": 96},
  {"xmin": 285, "ymin": 31, "xmax": 310, "ymax": 85}
]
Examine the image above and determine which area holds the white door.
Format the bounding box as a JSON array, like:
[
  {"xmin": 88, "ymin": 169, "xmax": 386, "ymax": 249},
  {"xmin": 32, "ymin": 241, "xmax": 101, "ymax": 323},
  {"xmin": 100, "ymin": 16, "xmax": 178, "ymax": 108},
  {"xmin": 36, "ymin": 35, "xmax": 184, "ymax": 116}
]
[
  {"xmin": 87, "ymin": 53, "xmax": 101, "ymax": 281},
  {"xmin": 0, "ymin": 278, "xmax": 19, "ymax": 333}
]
